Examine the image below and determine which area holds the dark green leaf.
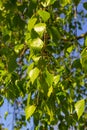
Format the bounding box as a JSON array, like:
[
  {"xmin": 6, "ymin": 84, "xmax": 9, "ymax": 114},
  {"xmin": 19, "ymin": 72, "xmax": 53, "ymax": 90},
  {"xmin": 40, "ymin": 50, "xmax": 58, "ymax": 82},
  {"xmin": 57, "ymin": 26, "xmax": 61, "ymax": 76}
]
[
  {"xmin": 72, "ymin": 59, "xmax": 82, "ymax": 69},
  {"xmin": 0, "ymin": 96, "xmax": 4, "ymax": 106},
  {"xmin": 8, "ymin": 53, "xmax": 18, "ymax": 72},
  {"xmin": 83, "ymin": 2, "xmax": 87, "ymax": 10},
  {"xmin": 48, "ymin": 26, "xmax": 61, "ymax": 42},
  {"xmin": 73, "ymin": 0, "xmax": 80, "ymax": 6}
]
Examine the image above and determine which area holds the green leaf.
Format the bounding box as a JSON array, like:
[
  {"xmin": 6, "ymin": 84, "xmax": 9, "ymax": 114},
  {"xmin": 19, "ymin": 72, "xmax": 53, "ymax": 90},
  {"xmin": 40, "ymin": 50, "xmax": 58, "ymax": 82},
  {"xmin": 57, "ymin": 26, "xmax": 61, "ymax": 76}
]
[
  {"xmin": 45, "ymin": 69, "xmax": 53, "ymax": 86},
  {"xmin": 41, "ymin": 0, "xmax": 56, "ymax": 7},
  {"xmin": 47, "ymin": 86, "xmax": 53, "ymax": 97},
  {"xmin": 38, "ymin": 10, "xmax": 50, "ymax": 22},
  {"xmin": 53, "ymin": 75, "xmax": 60, "ymax": 85},
  {"xmin": 73, "ymin": 0, "xmax": 80, "ymax": 6},
  {"xmin": 27, "ymin": 63, "xmax": 34, "ymax": 73},
  {"xmin": 34, "ymin": 23, "xmax": 46, "ymax": 35},
  {"xmin": 72, "ymin": 59, "xmax": 82, "ymax": 69},
  {"xmin": 29, "ymin": 67, "xmax": 40, "ymax": 84},
  {"xmin": 49, "ymin": 26, "xmax": 61, "ymax": 42},
  {"xmin": 75, "ymin": 99, "xmax": 85, "ymax": 119},
  {"xmin": 32, "ymin": 56, "xmax": 41, "ymax": 62},
  {"xmin": 46, "ymin": 105, "xmax": 54, "ymax": 122},
  {"xmin": 81, "ymin": 47, "xmax": 87, "ymax": 73},
  {"xmin": 28, "ymin": 17, "xmax": 37, "ymax": 32},
  {"xmin": 67, "ymin": 46, "xmax": 73, "ymax": 53},
  {"xmin": 0, "ymin": 1, "xmax": 3, "ymax": 9},
  {"xmin": 83, "ymin": 2, "xmax": 87, "ymax": 10},
  {"xmin": 8, "ymin": 53, "xmax": 18, "ymax": 72},
  {"xmin": 25, "ymin": 105, "xmax": 36, "ymax": 120},
  {"xmin": 27, "ymin": 93, "xmax": 31, "ymax": 106},
  {"xmin": 84, "ymin": 113, "xmax": 87, "ymax": 119},
  {"xmin": 56, "ymin": 92, "xmax": 66, "ymax": 97},
  {"xmin": 30, "ymin": 38, "xmax": 44, "ymax": 50},
  {"xmin": 14, "ymin": 44, "xmax": 24, "ymax": 53},
  {"xmin": 60, "ymin": 0, "xmax": 71, "ymax": 7},
  {"xmin": 0, "ymin": 60, "xmax": 4, "ymax": 69}
]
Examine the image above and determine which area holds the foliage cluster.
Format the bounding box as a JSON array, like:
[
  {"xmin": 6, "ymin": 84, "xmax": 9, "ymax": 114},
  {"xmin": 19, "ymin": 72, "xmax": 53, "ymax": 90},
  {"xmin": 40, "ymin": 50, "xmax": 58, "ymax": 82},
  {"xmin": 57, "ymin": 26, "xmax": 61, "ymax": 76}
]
[{"xmin": 0, "ymin": 0, "xmax": 87, "ymax": 129}]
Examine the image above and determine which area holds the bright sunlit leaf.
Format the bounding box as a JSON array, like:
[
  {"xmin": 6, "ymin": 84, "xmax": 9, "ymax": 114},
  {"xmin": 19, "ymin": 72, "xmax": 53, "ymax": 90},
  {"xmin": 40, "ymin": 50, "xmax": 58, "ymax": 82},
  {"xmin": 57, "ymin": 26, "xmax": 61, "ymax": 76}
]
[
  {"xmin": 67, "ymin": 46, "xmax": 73, "ymax": 53},
  {"xmin": 38, "ymin": 10, "xmax": 50, "ymax": 22},
  {"xmin": 28, "ymin": 17, "xmax": 37, "ymax": 31},
  {"xmin": 34, "ymin": 23, "xmax": 46, "ymax": 35},
  {"xmin": 75, "ymin": 99, "xmax": 85, "ymax": 119},
  {"xmin": 29, "ymin": 67, "xmax": 40, "ymax": 84},
  {"xmin": 32, "ymin": 56, "xmax": 41, "ymax": 62},
  {"xmin": 30, "ymin": 38, "xmax": 44, "ymax": 50},
  {"xmin": 53, "ymin": 75, "xmax": 60, "ymax": 85},
  {"xmin": 47, "ymin": 86, "xmax": 53, "ymax": 97},
  {"xmin": 25, "ymin": 105, "xmax": 36, "ymax": 120},
  {"xmin": 14, "ymin": 44, "xmax": 24, "ymax": 53},
  {"xmin": 41, "ymin": 0, "xmax": 56, "ymax": 7}
]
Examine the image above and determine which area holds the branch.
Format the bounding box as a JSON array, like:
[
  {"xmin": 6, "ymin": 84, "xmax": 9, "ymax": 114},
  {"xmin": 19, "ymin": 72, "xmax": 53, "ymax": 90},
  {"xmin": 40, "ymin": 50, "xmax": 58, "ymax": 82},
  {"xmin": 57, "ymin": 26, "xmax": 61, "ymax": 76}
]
[
  {"xmin": 77, "ymin": 32, "xmax": 87, "ymax": 40},
  {"xmin": 62, "ymin": 32, "xmax": 87, "ymax": 41}
]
